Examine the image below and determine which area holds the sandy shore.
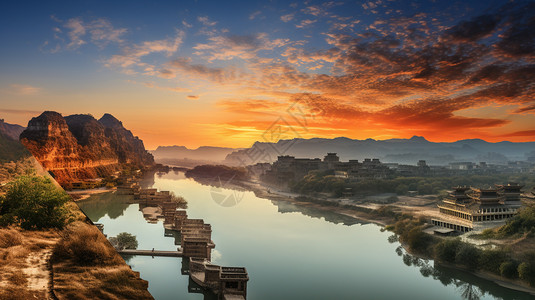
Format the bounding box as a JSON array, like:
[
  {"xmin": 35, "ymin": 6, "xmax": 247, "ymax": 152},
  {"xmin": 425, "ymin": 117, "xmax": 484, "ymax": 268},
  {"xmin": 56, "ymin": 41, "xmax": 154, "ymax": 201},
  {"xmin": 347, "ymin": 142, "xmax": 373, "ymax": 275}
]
[{"xmin": 67, "ymin": 187, "xmax": 114, "ymax": 201}]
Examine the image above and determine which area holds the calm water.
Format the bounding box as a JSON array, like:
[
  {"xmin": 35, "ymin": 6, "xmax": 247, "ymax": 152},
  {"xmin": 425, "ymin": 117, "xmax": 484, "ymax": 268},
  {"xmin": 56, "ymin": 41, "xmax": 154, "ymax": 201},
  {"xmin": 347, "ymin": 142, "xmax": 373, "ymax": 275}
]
[{"xmin": 77, "ymin": 171, "xmax": 533, "ymax": 300}]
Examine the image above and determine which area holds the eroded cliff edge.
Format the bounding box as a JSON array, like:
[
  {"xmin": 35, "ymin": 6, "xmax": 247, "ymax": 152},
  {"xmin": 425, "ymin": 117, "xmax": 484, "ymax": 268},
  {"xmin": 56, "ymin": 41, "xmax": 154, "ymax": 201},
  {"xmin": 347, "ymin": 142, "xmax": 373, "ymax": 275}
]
[{"xmin": 20, "ymin": 111, "xmax": 154, "ymax": 186}]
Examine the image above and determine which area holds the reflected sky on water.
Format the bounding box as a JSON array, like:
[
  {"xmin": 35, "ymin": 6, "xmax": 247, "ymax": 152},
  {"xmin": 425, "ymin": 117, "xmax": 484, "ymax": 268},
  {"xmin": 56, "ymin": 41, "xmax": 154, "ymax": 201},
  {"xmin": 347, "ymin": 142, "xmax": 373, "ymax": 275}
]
[{"xmin": 77, "ymin": 172, "xmax": 534, "ymax": 300}]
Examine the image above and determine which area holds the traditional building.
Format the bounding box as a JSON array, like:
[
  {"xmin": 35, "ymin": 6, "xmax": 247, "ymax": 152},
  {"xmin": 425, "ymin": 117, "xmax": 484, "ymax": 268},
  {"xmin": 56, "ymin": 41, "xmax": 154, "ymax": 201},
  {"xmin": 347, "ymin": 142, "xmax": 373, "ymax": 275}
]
[
  {"xmin": 433, "ymin": 183, "xmax": 523, "ymax": 232},
  {"xmin": 261, "ymin": 153, "xmax": 395, "ymax": 187}
]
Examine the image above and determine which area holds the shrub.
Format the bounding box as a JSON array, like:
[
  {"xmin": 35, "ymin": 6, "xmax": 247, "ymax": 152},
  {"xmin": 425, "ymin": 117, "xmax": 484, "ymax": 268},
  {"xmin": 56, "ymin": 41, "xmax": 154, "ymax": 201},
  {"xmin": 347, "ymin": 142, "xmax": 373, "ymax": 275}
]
[
  {"xmin": 518, "ymin": 262, "xmax": 535, "ymax": 286},
  {"xmin": 455, "ymin": 243, "xmax": 480, "ymax": 270},
  {"xmin": 406, "ymin": 227, "xmax": 433, "ymax": 254},
  {"xmin": 53, "ymin": 222, "xmax": 121, "ymax": 266},
  {"xmin": 478, "ymin": 249, "xmax": 508, "ymax": 274},
  {"xmin": 0, "ymin": 229, "xmax": 23, "ymax": 248},
  {"xmin": 500, "ymin": 260, "xmax": 519, "ymax": 279},
  {"xmin": 115, "ymin": 232, "xmax": 138, "ymax": 250},
  {"xmin": 434, "ymin": 238, "xmax": 462, "ymax": 263},
  {"xmin": 0, "ymin": 175, "xmax": 70, "ymax": 229}
]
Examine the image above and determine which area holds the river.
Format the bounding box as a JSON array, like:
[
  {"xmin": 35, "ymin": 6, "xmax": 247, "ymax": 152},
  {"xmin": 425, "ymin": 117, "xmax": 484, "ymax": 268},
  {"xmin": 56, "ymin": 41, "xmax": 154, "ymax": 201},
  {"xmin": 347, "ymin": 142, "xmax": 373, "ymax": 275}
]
[{"xmin": 77, "ymin": 171, "xmax": 533, "ymax": 300}]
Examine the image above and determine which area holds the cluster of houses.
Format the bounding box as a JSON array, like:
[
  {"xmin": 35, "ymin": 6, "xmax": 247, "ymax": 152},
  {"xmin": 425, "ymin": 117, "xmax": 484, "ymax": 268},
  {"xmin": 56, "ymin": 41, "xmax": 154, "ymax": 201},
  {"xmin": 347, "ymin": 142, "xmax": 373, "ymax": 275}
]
[
  {"xmin": 259, "ymin": 153, "xmax": 399, "ymax": 187},
  {"xmin": 254, "ymin": 153, "xmax": 535, "ymax": 189},
  {"xmin": 250, "ymin": 153, "xmax": 534, "ymax": 235}
]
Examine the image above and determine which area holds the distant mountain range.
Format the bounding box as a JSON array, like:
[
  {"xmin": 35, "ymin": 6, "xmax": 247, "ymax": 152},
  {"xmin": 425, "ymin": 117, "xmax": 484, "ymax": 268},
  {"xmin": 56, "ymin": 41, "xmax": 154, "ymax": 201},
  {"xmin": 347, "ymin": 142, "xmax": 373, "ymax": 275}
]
[
  {"xmin": 151, "ymin": 145, "xmax": 241, "ymax": 163},
  {"xmin": 223, "ymin": 136, "xmax": 535, "ymax": 166}
]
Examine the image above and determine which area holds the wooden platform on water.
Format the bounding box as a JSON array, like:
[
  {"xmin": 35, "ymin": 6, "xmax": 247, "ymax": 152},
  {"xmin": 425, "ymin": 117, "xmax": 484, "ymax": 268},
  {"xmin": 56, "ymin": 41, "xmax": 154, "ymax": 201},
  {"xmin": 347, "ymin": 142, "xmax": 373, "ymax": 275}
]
[{"xmin": 117, "ymin": 249, "xmax": 183, "ymax": 257}]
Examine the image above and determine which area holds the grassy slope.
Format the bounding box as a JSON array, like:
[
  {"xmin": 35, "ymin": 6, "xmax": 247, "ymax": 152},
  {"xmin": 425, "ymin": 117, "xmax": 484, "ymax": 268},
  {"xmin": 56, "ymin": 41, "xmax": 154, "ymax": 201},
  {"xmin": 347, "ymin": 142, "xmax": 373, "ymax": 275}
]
[
  {"xmin": 0, "ymin": 133, "xmax": 29, "ymax": 163},
  {"xmin": 0, "ymin": 145, "xmax": 153, "ymax": 299}
]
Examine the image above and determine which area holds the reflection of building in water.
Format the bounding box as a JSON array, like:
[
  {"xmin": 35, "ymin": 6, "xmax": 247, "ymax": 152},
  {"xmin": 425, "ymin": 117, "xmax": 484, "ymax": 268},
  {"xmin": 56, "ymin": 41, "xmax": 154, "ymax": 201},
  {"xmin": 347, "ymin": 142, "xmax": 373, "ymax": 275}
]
[
  {"xmin": 432, "ymin": 183, "xmax": 523, "ymax": 233},
  {"xmin": 189, "ymin": 258, "xmax": 249, "ymax": 300},
  {"xmin": 130, "ymin": 185, "xmax": 249, "ymax": 298},
  {"xmin": 273, "ymin": 200, "xmax": 363, "ymax": 226},
  {"xmin": 187, "ymin": 277, "xmax": 218, "ymax": 300}
]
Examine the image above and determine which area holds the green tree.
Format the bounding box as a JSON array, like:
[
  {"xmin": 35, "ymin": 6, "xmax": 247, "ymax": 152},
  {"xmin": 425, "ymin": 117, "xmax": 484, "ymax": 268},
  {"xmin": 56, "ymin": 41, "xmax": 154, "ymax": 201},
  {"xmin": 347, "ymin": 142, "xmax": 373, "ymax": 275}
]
[
  {"xmin": 434, "ymin": 238, "xmax": 461, "ymax": 263},
  {"xmin": 518, "ymin": 262, "xmax": 535, "ymax": 285},
  {"xmin": 0, "ymin": 175, "xmax": 70, "ymax": 229},
  {"xmin": 395, "ymin": 184, "xmax": 408, "ymax": 195},
  {"xmin": 455, "ymin": 243, "xmax": 480, "ymax": 269},
  {"xmin": 478, "ymin": 249, "xmax": 507, "ymax": 274},
  {"xmin": 500, "ymin": 260, "xmax": 518, "ymax": 279},
  {"xmin": 115, "ymin": 232, "xmax": 138, "ymax": 250}
]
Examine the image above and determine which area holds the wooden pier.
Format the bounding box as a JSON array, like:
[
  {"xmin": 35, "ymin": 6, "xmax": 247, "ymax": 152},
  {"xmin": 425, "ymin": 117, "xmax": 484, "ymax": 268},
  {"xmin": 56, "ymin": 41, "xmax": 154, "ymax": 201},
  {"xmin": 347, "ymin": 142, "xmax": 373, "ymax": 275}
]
[{"xmin": 117, "ymin": 249, "xmax": 183, "ymax": 257}]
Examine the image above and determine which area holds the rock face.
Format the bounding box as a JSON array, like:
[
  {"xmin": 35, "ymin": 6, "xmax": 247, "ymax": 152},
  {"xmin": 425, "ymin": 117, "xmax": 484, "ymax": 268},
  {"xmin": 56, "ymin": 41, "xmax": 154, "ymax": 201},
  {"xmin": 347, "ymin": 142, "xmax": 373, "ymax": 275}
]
[{"xmin": 20, "ymin": 111, "xmax": 154, "ymax": 186}]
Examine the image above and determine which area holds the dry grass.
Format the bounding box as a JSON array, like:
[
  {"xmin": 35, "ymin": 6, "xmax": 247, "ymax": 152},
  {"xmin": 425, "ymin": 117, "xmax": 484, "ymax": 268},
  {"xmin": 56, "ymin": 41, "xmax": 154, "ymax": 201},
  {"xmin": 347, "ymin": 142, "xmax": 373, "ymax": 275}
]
[
  {"xmin": 53, "ymin": 221, "xmax": 122, "ymax": 266},
  {"xmin": 52, "ymin": 221, "xmax": 153, "ymax": 299},
  {"xmin": 508, "ymin": 235, "xmax": 535, "ymax": 259},
  {"xmin": 0, "ymin": 227, "xmax": 59, "ymax": 299},
  {"xmin": 65, "ymin": 200, "xmax": 89, "ymax": 223},
  {"xmin": 0, "ymin": 228, "xmax": 23, "ymax": 248},
  {"xmin": 0, "ymin": 286, "xmax": 45, "ymax": 300},
  {"xmin": 8, "ymin": 272, "xmax": 28, "ymax": 285}
]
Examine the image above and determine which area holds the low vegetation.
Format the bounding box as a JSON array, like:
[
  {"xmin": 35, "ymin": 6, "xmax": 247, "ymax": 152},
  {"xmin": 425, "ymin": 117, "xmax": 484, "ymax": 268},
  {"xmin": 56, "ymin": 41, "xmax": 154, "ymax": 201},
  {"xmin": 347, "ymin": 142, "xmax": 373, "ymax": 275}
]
[
  {"xmin": 0, "ymin": 175, "xmax": 71, "ymax": 229},
  {"xmin": 386, "ymin": 214, "xmax": 535, "ymax": 287},
  {"xmin": 170, "ymin": 191, "xmax": 188, "ymax": 209},
  {"xmin": 384, "ymin": 213, "xmax": 436, "ymax": 255},
  {"xmin": 0, "ymin": 133, "xmax": 30, "ymax": 164},
  {"xmin": 475, "ymin": 204, "xmax": 535, "ymax": 239},
  {"xmin": 53, "ymin": 221, "xmax": 122, "ymax": 266},
  {"xmin": 432, "ymin": 237, "xmax": 535, "ymax": 286},
  {"xmin": 52, "ymin": 222, "xmax": 153, "ymax": 299},
  {"xmin": 109, "ymin": 232, "xmax": 139, "ymax": 250},
  {"xmin": 291, "ymin": 172, "xmax": 535, "ymax": 197},
  {"xmin": 185, "ymin": 164, "xmax": 249, "ymax": 181},
  {"xmin": 0, "ymin": 158, "xmax": 35, "ymax": 183},
  {"xmin": 0, "ymin": 227, "xmax": 59, "ymax": 299},
  {"xmin": 0, "ymin": 172, "xmax": 153, "ymax": 299}
]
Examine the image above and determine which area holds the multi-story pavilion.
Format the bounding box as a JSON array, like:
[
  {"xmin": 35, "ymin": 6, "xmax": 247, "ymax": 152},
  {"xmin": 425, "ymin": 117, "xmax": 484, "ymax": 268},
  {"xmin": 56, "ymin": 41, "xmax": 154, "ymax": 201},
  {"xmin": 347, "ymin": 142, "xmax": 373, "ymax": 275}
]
[{"xmin": 433, "ymin": 183, "xmax": 523, "ymax": 232}]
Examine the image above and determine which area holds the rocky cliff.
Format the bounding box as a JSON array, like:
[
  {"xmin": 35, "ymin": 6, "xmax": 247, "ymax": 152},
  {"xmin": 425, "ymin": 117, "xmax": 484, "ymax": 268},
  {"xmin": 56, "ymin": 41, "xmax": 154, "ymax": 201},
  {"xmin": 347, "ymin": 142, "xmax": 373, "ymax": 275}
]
[{"xmin": 20, "ymin": 111, "xmax": 154, "ymax": 186}]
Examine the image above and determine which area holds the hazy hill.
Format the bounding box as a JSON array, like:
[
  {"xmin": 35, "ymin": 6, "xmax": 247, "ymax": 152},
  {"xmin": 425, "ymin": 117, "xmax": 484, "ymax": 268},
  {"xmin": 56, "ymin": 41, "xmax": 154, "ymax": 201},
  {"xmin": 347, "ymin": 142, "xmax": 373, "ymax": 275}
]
[
  {"xmin": 223, "ymin": 136, "xmax": 535, "ymax": 166},
  {"xmin": 152, "ymin": 145, "xmax": 240, "ymax": 162},
  {"xmin": 0, "ymin": 120, "xmax": 29, "ymax": 163},
  {"xmin": 0, "ymin": 119, "xmax": 25, "ymax": 140}
]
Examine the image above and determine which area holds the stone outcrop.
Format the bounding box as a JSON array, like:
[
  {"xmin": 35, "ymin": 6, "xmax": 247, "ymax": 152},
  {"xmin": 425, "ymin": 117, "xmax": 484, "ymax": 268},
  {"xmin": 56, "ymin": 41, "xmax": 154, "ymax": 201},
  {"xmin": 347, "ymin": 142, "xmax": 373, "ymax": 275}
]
[{"xmin": 20, "ymin": 111, "xmax": 154, "ymax": 186}]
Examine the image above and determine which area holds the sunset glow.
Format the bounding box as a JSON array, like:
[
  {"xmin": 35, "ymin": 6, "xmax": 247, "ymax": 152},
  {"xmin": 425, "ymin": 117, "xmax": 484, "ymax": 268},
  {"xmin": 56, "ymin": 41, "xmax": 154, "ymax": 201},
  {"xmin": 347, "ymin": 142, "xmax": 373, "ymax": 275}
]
[{"xmin": 2, "ymin": 0, "xmax": 535, "ymax": 148}]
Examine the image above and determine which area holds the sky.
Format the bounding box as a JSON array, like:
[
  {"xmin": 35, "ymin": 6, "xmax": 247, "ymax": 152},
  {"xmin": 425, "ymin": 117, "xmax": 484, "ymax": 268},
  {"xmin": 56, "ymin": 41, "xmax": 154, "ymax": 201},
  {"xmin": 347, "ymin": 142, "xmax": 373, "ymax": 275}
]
[{"xmin": 1, "ymin": 0, "xmax": 535, "ymax": 149}]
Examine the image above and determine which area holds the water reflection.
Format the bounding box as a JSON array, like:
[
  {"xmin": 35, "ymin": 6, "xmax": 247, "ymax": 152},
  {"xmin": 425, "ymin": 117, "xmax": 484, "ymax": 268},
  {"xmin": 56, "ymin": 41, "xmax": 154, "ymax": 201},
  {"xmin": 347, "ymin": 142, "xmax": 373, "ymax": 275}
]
[
  {"xmin": 271, "ymin": 199, "xmax": 364, "ymax": 226},
  {"xmin": 77, "ymin": 192, "xmax": 130, "ymax": 220},
  {"xmin": 187, "ymin": 174, "xmax": 364, "ymax": 226},
  {"xmin": 187, "ymin": 277, "xmax": 218, "ymax": 300},
  {"xmin": 395, "ymin": 246, "xmax": 531, "ymax": 300},
  {"xmin": 77, "ymin": 170, "xmax": 535, "ymax": 300}
]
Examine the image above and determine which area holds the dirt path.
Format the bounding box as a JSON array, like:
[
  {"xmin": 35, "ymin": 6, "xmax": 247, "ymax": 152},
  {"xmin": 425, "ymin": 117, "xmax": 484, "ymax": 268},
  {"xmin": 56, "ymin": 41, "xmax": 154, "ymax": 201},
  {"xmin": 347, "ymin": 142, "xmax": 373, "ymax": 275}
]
[{"xmin": 22, "ymin": 247, "xmax": 54, "ymax": 293}]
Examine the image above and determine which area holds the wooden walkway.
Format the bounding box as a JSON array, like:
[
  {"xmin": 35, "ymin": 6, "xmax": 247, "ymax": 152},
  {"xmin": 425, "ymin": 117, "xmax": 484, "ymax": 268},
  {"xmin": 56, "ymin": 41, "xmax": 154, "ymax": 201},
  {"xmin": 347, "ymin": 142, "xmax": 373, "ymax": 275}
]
[{"xmin": 117, "ymin": 249, "xmax": 183, "ymax": 257}]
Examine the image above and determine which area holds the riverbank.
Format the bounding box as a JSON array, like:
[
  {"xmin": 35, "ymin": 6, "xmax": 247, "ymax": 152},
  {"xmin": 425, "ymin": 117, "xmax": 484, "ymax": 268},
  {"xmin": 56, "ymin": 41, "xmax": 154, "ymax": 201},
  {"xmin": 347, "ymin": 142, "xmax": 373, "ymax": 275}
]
[
  {"xmin": 67, "ymin": 187, "xmax": 114, "ymax": 201},
  {"xmin": 206, "ymin": 177, "xmax": 535, "ymax": 296},
  {"xmin": 243, "ymin": 181, "xmax": 393, "ymax": 226}
]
